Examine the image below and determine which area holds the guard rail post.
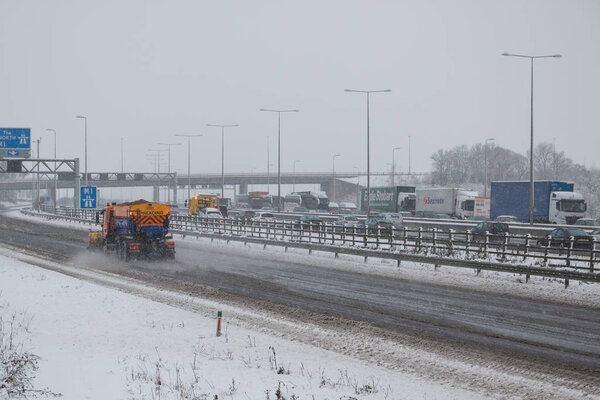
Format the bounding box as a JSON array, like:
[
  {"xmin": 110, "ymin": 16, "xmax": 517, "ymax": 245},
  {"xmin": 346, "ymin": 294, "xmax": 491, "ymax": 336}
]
[
  {"xmin": 501, "ymin": 234, "xmax": 508, "ymax": 262},
  {"xmin": 542, "ymin": 239, "xmax": 551, "ymax": 266},
  {"xmin": 432, "ymin": 228, "xmax": 437, "ymax": 254},
  {"xmin": 447, "ymin": 229, "xmax": 454, "ymax": 256},
  {"xmin": 331, "ymin": 223, "xmax": 336, "ymax": 245},
  {"xmin": 566, "ymin": 236, "xmax": 573, "ymax": 268},
  {"xmin": 465, "ymin": 230, "xmax": 471, "ymax": 257},
  {"xmin": 523, "ymin": 234, "xmax": 531, "ymax": 260},
  {"xmin": 484, "ymin": 231, "xmax": 489, "ymax": 258}
]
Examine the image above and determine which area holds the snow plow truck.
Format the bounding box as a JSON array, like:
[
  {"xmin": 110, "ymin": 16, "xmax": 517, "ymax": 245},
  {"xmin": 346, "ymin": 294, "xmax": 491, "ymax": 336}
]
[{"xmin": 88, "ymin": 200, "xmax": 175, "ymax": 261}]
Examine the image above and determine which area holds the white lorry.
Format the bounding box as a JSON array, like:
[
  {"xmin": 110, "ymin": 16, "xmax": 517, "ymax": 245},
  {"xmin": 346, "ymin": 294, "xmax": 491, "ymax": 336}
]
[{"xmin": 415, "ymin": 188, "xmax": 478, "ymax": 219}]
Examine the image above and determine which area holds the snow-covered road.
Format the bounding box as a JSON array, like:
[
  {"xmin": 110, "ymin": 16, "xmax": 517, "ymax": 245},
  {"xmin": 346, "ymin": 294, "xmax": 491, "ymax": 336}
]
[{"xmin": 1, "ymin": 210, "xmax": 600, "ymax": 399}]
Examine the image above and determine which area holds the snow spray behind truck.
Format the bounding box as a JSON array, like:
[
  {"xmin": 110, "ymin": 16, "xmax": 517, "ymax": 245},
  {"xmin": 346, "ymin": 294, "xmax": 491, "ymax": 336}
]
[{"xmin": 360, "ymin": 186, "xmax": 416, "ymax": 213}]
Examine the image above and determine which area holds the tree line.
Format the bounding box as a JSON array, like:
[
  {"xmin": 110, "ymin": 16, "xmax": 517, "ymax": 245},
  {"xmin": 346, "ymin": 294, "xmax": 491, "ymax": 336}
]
[{"xmin": 426, "ymin": 142, "xmax": 600, "ymax": 218}]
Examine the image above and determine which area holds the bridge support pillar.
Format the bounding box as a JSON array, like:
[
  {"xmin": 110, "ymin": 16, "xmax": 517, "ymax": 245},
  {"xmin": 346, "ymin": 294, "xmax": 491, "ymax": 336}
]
[
  {"xmin": 153, "ymin": 185, "xmax": 160, "ymax": 202},
  {"xmin": 239, "ymin": 183, "xmax": 248, "ymax": 194}
]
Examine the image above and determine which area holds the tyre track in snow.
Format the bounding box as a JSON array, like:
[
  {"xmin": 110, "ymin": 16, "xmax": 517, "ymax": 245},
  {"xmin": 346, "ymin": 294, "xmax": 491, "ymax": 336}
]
[{"xmin": 1, "ymin": 212, "xmax": 600, "ymax": 399}]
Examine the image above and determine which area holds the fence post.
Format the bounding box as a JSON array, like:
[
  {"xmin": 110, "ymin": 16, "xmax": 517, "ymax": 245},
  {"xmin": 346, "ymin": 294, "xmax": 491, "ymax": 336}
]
[
  {"xmin": 447, "ymin": 229, "xmax": 454, "ymax": 256},
  {"xmin": 523, "ymin": 234, "xmax": 531, "ymax": 260},
  {"xmin": 501, "ymin": 234, "xmax": 508, "ymax": 262},
  {"xmin": 543, "ymin": 238, "xmax": 550, "ymax": 267},
  {"xmin": 432, "ymin": 228, "xmax": 437, "ymax": 254},
  {"xmin": 465, "ymin": 230, "xmax": 470, "ymax": 257},
  {"xmin": 331, "ymin": 223, "xmax": 335, "ymax": 245},
  {"xmin": 566, "ymin": 236, "xmax": 573, "ymax": 268},
  {"xmin": 484, "ymin": 231, "xmax": 489, "ymax": 258},
  {"xmin": 417, "ymin": 227, "xmax": 423, "ymax": 252}
]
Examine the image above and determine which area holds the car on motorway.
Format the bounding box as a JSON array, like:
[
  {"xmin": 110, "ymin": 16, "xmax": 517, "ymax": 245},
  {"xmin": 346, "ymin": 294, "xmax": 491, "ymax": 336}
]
[
  {"xmin": 295, "ymin": 215, "xmax": 323, "ymax": 231},
  {"xmin": 468, "ymin": 221, "xmax": 510, "ymax": 242},
  {"xmin": 537, "ymin": 228, "xmax": 593, "ymax": 250},
  {"xmin": 252, "ymin": 211, "xmax": 276, "ymax": 222},
  {"xmin": 574, "ymin": 218, "xmax": 600, "ymax": 227},
  {"xmin": 201, "ymin": 207, "xmax": 224, "ymax": 221},
  {"xmin": 333, "ymin": 215, "xmax": 360, "ymax": 232},
  {"xmin": 495, "ymin": 215, "xmax": 519, "ymax": 223},
  {"xmin": 339, "ymin": 202, "xmax": 357, "ymax": 211},
  {"xmin": 379, "ymin": 212, "xmax": 403, "ymax": 229},
  {"xmin": 399, "ymin": 211, "xmax": 413, "ymax": 218},
  {"xmin": 336, "ymin": 208, "xmax": 354, "ymax": 215},
  {"xmin": 328, "ymin": 202, "xmax": 340, "ymax": 213},
  {"xmin": 234, "ymin": 210, "xmax": 256, "ymax": 223},
  {"xmin": 362, "ymin": 217, "xmax": 395, "ymax": 236},
  {"xmin": 590, "ymin": 229, "xmax": 600, "ymax": 248},
  {"xmin": 293, "ymin": 206, "xmax": 309, "ymax": 213}
]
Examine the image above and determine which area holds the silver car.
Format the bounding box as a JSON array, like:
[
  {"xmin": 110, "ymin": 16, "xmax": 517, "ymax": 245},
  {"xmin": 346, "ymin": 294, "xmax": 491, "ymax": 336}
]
[{"xmin": 334, "ymin": 215, "xmax": 360, "ymax": 232}]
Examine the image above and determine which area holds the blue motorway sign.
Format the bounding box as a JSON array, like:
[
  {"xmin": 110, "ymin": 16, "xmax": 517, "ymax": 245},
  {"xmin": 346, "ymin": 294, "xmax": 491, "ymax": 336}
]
[
  {"xmin": 80, "ymin": 186, "xmax": 97, "ymax": 209},
  {"xmin": 0, "ymin": 128, "xmax": 31, "ymax": 149}
]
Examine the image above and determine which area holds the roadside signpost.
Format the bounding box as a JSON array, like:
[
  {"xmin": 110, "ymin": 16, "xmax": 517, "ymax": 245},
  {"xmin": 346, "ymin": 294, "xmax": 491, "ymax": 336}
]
[
  {"xmin": 80, "ymin": 186, "xmax": 97, "ymax": 209},
  {"xmin": 0, "ymin": 128, "xmax": 31, "ymax": 158}
]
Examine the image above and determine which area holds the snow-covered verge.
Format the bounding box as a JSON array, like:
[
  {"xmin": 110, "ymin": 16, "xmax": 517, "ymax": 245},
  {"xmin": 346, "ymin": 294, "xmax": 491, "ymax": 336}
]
[{"xmin": 0, "ymin": 248, "xmax": 481, "ymax": 400}]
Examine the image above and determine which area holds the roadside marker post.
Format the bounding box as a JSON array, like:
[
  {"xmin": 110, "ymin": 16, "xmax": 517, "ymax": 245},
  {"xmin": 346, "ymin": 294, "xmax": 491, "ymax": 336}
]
[{"xmin": 216, "ymin": 311, "xmax": 222, "ymax": 337}]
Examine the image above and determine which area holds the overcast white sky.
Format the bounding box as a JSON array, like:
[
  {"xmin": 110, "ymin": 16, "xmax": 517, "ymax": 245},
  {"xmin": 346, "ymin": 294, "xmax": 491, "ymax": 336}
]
[{"xmin": 1, "ymin": 0, "xmax": 599, "ymax": 176}]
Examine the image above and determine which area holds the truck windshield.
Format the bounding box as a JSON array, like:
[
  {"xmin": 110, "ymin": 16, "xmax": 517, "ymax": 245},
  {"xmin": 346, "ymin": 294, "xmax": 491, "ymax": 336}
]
[
  {"xmin": 461, "ymin": 200, "xmax": 474, "ymax": 211},
  {"xmin": 559, "ymin": 200, "xmax": 586, "ymax": 213}
]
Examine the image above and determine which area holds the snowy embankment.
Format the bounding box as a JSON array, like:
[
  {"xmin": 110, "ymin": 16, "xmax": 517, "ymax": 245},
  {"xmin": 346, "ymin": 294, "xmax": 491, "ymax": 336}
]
[{"xmin": 0, "ymin": 249, "xmax": 478, "ymax": 400}]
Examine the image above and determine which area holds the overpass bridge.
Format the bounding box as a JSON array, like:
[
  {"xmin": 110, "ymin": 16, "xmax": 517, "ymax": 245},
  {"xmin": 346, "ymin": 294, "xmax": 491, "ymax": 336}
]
[{"xmin": 1, "ymin": 157, "xmax": 417, "ymax": 204}]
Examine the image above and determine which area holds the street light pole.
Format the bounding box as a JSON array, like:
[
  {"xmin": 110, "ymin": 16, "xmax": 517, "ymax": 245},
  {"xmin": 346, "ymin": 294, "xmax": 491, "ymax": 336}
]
[
  {"xmin": 332, "ymin": 153, "xmax": 340, "ymax": 202},
  {"xmin": 207, "ymin": 124, "xmax": 239, "ymax": 200},
  {"xmin": 502, "ymin": 52, "xmax": 561, "ymax": 225},
  {"xmin": 345, "ymin": 89, "xmax": 391, "ymax": 217},
  {"xmin": 293, "ymin": 159, "xmax": 300, "ymax": 192},
  {"xmin": 260, "ymin": 108, "xmax": 299, "ymax": 212},
  {"xmin": 353, "ymin": 166, "xmax": 360, "ymax": 208},
  {"xmin": 75, "ymin": 115, "xmax": 88, "ymax": 187},
  {"xmin": 158, "ymin": 142, "xmax": 182, "ymax": 203},
  {"xmin": 484, "ymin": 138, "xmax": 495, "ymax": 197},
  {"xmin": 408, "ymin": 135, "xmax": 411, "ymax": 178},
  {"xmin": 45, "ymin": 128, "xmax": 57, "ymax": 208},
  {"xmin": 175, "ymin": 134, "xmax": 203, "ymax": 204},
  {"xmin": 267, "ymin": 136, "xmax": 270, "ymax": 193},
  {"xmin": 392, "ymin": 146, "xmax": 401, "ymax": 187},
  {"xmin": 148, "ymin": 149, "xmax": 167, "ymax": 173},
  {"xmin": 121, "ymin": 137, "xmax": 124, "ymax": 173},
  {"xmin": 34, "ymin": 138, "xmax": 41, "ymax": 210}
]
